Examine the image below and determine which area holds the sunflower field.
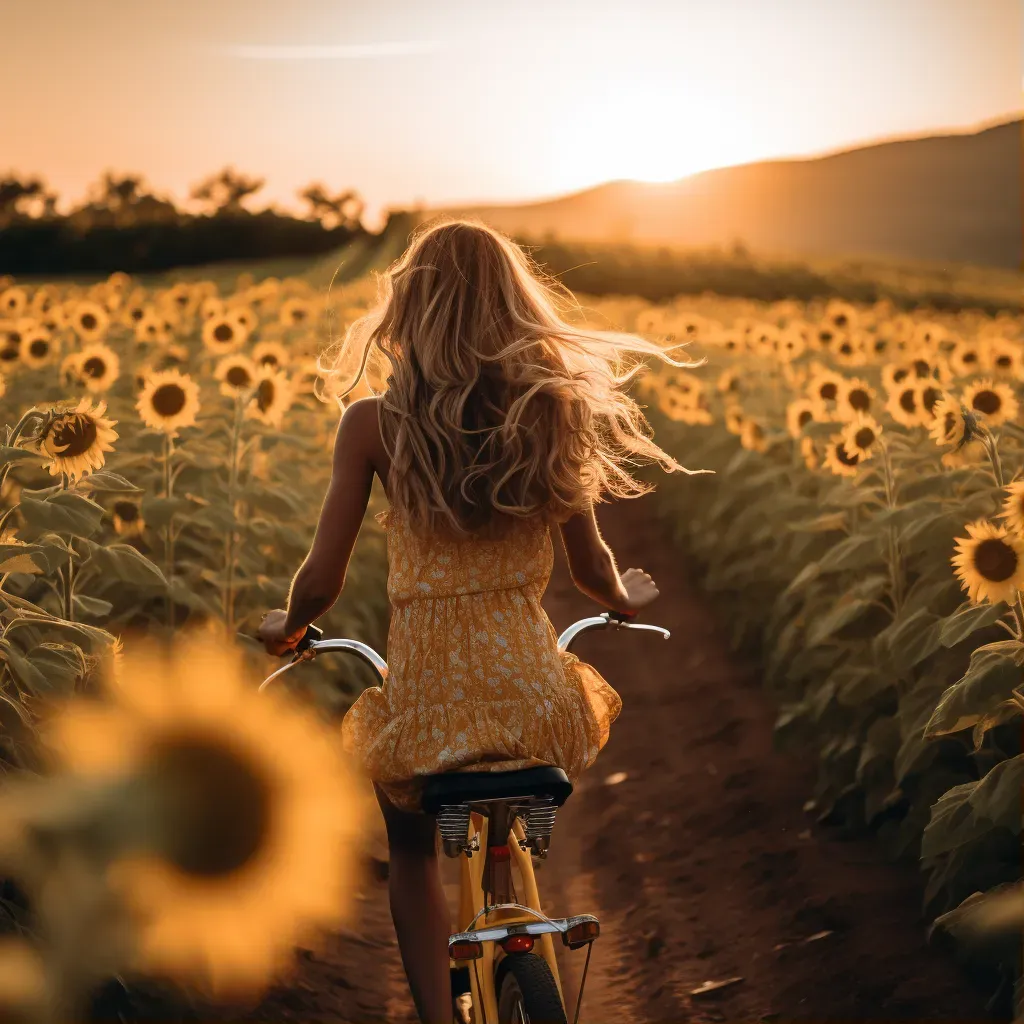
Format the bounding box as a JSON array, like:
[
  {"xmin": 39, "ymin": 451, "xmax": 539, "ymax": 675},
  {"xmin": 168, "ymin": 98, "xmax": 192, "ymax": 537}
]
[
  {"xmin": 573, "ymin": 290, "xmax": 1022, "ymax": 998},
  {"xmin": 0, "ymin": 263, "xmax": 399, "ymax": 1016},
  {"xmin": 0, "ymin": 267, "xmax": 392, "ymax": 741}
]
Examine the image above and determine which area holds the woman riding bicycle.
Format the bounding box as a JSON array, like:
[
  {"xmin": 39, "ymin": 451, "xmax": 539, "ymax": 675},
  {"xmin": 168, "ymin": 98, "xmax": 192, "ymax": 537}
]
[{"xmin": 258, "ymin": 219, "xmax": 693, "ymax": 1023}]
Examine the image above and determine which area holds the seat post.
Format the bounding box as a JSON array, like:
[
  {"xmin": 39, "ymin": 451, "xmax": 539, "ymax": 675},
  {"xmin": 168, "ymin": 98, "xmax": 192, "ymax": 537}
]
[{"xmin": 481, "ymin": 801, "xmax": 514, "ymax": 904}]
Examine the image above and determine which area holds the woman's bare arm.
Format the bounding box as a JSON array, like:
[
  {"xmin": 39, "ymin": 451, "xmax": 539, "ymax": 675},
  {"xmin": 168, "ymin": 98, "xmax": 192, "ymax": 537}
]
[
  {"xmin": 279, "ymin": 399, "xmax": 377, "ymax": 637},
  {"xmin": 558, "ymin": 505, "xmax": 658, "ymax": 614}
]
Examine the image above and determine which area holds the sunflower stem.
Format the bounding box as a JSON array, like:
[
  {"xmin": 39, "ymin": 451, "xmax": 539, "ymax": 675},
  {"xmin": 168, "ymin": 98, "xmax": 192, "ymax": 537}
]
[
  {"xmin": 224, "ymin": 396, "xmax": 245, "ymax": 633},
  {"xmin": 982, "ymin": 429, "xmax": 1005, "ymax": 491},
  {"xmin": 163, "ymin": 434, "xmax": 176, "ymax": 631},
  {"xmin": 880, "ymin": 440, "xmax": 904, "ymax": 614},
  {"xmin": 59, "ymin": 473, "xmax": 76, "ymax": 623}
]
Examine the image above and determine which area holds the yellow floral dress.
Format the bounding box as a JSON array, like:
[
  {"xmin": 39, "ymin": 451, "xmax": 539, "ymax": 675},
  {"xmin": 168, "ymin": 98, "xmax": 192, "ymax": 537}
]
[{"xmin": 341, "ymin": 505, "xmax": 622, "ymax": 812}]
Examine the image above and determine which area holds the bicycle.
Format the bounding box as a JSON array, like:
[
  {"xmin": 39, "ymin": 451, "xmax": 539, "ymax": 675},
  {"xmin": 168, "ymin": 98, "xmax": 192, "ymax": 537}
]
[{"xmin": 259, "ymin": 610, "xmax": 670, "ymax": 1024}]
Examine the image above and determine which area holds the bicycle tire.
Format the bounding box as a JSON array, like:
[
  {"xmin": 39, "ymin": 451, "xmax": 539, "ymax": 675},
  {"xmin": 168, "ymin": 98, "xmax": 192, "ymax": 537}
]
[{"xmin": 495, "ymin": 952, "xmax": 568, "ymax": 1024}]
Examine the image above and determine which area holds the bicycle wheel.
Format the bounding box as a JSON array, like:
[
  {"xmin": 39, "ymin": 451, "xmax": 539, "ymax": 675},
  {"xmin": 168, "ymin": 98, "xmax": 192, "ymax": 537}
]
[{"xmin": 496, "ymin": 952, "xmax": 567, "ymax": 1024}]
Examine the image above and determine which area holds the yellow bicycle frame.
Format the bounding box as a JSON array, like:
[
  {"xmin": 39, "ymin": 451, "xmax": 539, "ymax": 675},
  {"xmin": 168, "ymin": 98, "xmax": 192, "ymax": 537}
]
[{"xmin": 451, "ymin": 813, "xmax": 565, "ymax": 1023}]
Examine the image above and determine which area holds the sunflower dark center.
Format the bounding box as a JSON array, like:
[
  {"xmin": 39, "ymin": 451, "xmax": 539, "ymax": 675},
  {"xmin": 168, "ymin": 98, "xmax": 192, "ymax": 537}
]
[
  {"xmin": 798, "ymin": 409, "xmax": 812, "ymax": 428},
  {"xmin": 213, "ymin": 322, "xmax": 234, "ymax": 343},
  {"xmin": 913, "ymin": 359, "xmax": 931, "ymax": 377},
  {"xmin": 114, "ymin": 501, "xmax": 140, "ymax": 522},
  {"xmin": 848, "ymin": 388, "xmax": 870, "ymax": 411},
  {"xmin": 82, "ymin": 357, "xmax": 106, "ymax": 378},
  {"xmin": 145, "ymin": 734, "xmax": 273, "ymax": 878},
  {"xmin": 899, "ymin": 389, "xmax": 917, "ymax": 413},
  {"xmin": 961, "ymin": 351, "xmax": 978, "ymax": 365},
  {"xmin": 942, "ymin": 411, "xmax": 957, "ymax": 438},
  {"xmin": 996, "ymin": 355, "xmax": 1012, "ymax": 368},
  {"xmin": 259, "ymin": 353, "xmax": 279, "ymax": 367},
  {"xmin": 131, "ymin": 307, "xmax": 144, "ymax": 321},
  {"xmin": 854, "ymin": 427, "xmax": 875, "ymax": 449},
  {"xmin": 834, "ymin": 314, "xmax": 848, "ymax": 327},
  {"xmin": 820, "ymin": 382, "xmax": 838, "ymax": 401},
  {"xmin": 972, "ymin": 390, "xmax": 1001, "ymax": 415},
  {"xmin": 152, "ymin": 383, "xmax": 187, "ymax": 417},
  {"xmin": 836, "ymin": 442, "xmax": 859, "ymax": 467},
  {"xmin": 892, "ymin": 368, "xmax": 910, "ymax": 384},
  {"xmin": 839, "ymin": 342, "xmax": 852, "ymax": 355},
  {"xmin": 49, "ymin": 415, "xmax": 98, "ymax": 458},
  {"xmin": 255, "ymin": 379, "xmax": 275, "ymax": 411},
  {"xmin": 921, "ymin": 387, "xmax": 942, "ymax": 414},
  {"xmin": 80, "ymin": 313, "xmax": 97, "ymax": 331},
  {"xmin": 973, "ymin": 538, "xmax": 1018, "ymax": 583},
  {"xmin": 29, "ymin": 339, "xmax": 48, "ymax": 358},
  {"xmin": 225, "ymin": 365, "xmax": 251, "ymax": 388}
]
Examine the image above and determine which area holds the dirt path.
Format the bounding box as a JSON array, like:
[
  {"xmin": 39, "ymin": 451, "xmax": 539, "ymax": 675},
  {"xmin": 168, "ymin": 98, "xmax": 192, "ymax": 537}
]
[{"xmin": 97, "ymin": 499, "xmax": 998, "ymax": 1023}]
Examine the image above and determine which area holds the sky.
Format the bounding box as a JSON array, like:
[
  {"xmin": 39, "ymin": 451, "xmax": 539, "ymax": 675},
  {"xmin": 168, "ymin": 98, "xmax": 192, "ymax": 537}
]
[{"xmin": 3, "ymin": 0, "xmax": 1021, "ymax": 225}]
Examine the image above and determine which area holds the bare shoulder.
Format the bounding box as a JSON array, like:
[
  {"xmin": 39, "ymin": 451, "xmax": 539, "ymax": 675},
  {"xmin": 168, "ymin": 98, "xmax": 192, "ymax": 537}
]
[{"xmin": 335, "ymin": 396, "xmax": 388, "ymax": 480}]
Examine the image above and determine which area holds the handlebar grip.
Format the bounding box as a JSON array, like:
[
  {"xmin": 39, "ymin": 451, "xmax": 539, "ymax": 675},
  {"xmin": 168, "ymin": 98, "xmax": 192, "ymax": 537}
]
[
  {"xmin": 608, "ymin": 610, "xmax": 638, "ymax": 623},
  {"xmin": 289, "ymin": 624, "xmax": 323, "ymax": 657}
]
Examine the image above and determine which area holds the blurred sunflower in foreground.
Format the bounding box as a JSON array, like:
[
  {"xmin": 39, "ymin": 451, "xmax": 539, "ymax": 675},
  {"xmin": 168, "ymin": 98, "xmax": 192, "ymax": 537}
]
[
  {"xmin": 42, "ymin": 636, "xmax": 369, "ymax": 997},
  {"xmin": 36, "ymin": 399, "xmax": 119, "ymax": 480}
]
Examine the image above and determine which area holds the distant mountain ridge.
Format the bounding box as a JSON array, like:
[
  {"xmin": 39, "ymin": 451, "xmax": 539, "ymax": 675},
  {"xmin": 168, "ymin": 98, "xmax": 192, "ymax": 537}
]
[{"xmin": 435, "ymin": 118, "xmax": 1022, "ymax": 269}]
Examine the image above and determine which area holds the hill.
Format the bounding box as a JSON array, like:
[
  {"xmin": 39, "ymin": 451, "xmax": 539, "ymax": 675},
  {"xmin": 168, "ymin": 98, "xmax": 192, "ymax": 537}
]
[{"xmin": 436, "ymin": 118, "xmax": 1022, "ymax": 269}]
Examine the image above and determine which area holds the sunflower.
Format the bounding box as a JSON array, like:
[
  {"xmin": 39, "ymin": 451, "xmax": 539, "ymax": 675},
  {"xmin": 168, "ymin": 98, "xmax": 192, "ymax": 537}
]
[
  {"xmin": 215, "ymin": 354, "xmax": 259, "ymax": 399},
  {"xmin": 76, "ymin": 343, "xmax": 121, "ymax": 393},
  {"xmin": 785, "ymin": 398, "xmax": 821, "ymax": 438},
  {"xmin": 42, "ymin": 635, "xmax": 368, "ymax": 998},
  {"xmin": 952, "ymin": 520, "xmax": 1024, "ymax": 606},
  {"xmin": 0, "ymin": 287, "xmax": 28, "ymax": 318},
  {"xmin": 739, "ymin": 419, "xmax": 769, "ymax": 452},
  {"xmin": 716, "ymin": 328, "xmax": 745, "ymax": 354},
  {"xmin": 886, "ymin": 383, "xmax": 921, "ymax": 428},
  {"xmin": 37, "ymin": 398, "xmax": 119, "ymax": 480},
  {"xmin": 962, "ymin": 379, "xmax": 1018, "ymax": 426},
  {"xmin": 823, "ymin": 300, "xmax": 858, "ymax": 332},
  {"xmin": 246, "ymin": 369, "xmax": 296, "ymax": 428},
  {"xmin": 842, "ymin": 414, "xmax": 883, "ymax": 461},
  {"xmin": 823, "ymin": 434, "xmax": 861, "ymax": 477},
  {"xmin": 829, "ymin": 331, "xmax": 868, "ymax": 367},
  {"xmin": 800, "ymin": 435, "xmax": 820, "ymax": 470},
  {"xmin": 112, "ymin": 499, "xmax": 145, "ymax": 537},
  {"xmin": 999, "ymin": 482, "xmax": 1024, "ymax": 536},
  {"xmin": 19, "ymin": 327, "xmax": 56, "ymax": 369},
  {"xmin": 279, "ymin": 297, "xmax": 314, "ymax": 328},
  {"xmin": 71, "ymin": 301, "xmax": 110, "ymax": 342},
  {"xmin": 227, "ymin": 304, "xmax": 258, "ymax": 335},
  {"xmin": 252, "ymin": 340, "xmax": 290, "ymax": 370},
  {"xmin": 882, "ymin": 361, "xmax": 915, "ymax": 392},
  {"xmin": 835, "ymin": 377, "xmax": 876, "ymax": 421},
  {"xmin": 200, "ymin": 296, "xmax": 227, "ymax": 321},
  {"xmin": 949, "ymin": 340, "xmax": 986, "ymax": 379},
  {"xmin": 985, "ymin": 338, "xmax": 1023, "ymax": 378},
  {"xmin": 914, "ymin": 381, "xmax": 945, "ymax": 425},
  {"xmin": 202, "ymin": 314, "xmax": 249, "ymax": 355},
  {"xmin": 0, "ymin": 323, "xmax": 21, "ymax": 363},
  {"xmin": 724, "ymin": 404, "xmax": 745, "ymax": 436},
  {"xmin": 929, "ymin": 395, "xmax": 982, "ymax": 450},
  {"xmin": 806, "ymin": 368, "xmax": 845, "ymax": 408},
  {"xmin": 135, "ymin": 310, "xmax": 173, "ymax": 345},
  {"xmin": 137, "ymin": 370, "xmax": 201, "ymax": 436}
]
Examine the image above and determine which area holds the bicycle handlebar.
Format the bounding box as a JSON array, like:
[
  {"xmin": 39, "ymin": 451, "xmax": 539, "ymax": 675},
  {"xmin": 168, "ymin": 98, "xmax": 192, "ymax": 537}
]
[{"xmin": 257, "ymin": 611, "xmax": 670, "ymax": 692}]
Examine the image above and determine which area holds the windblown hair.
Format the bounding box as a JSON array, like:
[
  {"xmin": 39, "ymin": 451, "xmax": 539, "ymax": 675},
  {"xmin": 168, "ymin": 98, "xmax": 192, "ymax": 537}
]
[{"xmin": 318, "ymin": 219, "xmax": 702, "ymax": 539}]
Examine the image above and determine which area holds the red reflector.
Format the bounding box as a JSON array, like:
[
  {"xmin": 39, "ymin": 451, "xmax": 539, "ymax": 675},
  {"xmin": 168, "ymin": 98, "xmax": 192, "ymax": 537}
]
[
  {"xmin": 449, "ymin": 940, "xmax": 483, "ymax": 961},
  {"xmin": 501, "ymin": 934, "xmax": 535, "ymax": 954},
  {"xmin": 489, "ymin": 844, "xmax": 511, "ymax": 861},
  {"xmin": 563, "ymin": 920, "xmax": 600, "ymax": 948}
]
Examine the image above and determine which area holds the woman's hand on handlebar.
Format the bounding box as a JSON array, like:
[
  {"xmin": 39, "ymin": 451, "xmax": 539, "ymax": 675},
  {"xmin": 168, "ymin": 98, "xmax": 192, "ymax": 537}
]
[
  {"xmin": 620, "ymin": 568, "xmax": 659, "ymax": 613},
  {"xmin": 258, "ymin": 609, "xmax": 307, "ymax": 657}
]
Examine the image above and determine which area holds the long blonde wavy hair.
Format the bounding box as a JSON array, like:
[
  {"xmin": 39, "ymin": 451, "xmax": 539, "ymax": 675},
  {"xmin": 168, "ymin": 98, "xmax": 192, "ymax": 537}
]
[{"xmin": 319, "ymin": 219, "xmax": 702, "ymax": 539}]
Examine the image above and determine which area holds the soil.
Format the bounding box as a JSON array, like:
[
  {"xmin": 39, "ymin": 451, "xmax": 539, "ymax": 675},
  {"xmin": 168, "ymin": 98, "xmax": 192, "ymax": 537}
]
[{"xmin": 94, "ymin": 498, "xmax": 1001, "ymax": 1023}]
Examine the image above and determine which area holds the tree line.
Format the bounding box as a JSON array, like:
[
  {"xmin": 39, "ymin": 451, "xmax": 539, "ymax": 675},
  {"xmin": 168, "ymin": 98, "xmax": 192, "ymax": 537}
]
[{"xmin": 0, "ymin": 167, "xmax": 372, "ymax": 276}]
